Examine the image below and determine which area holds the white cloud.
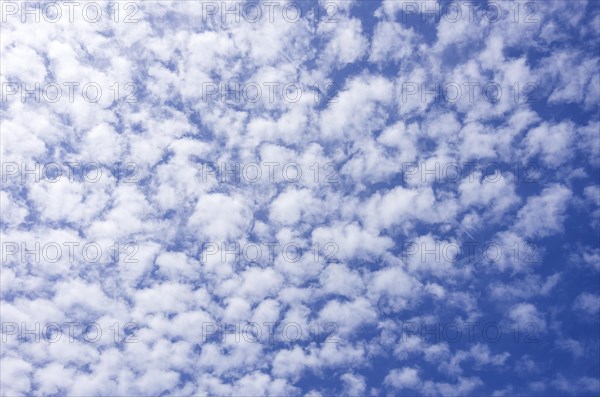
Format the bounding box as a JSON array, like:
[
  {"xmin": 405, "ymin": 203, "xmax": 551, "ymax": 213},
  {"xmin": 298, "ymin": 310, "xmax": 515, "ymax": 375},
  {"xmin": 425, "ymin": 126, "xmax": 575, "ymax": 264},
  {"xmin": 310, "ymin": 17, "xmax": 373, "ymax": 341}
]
[
  {"xmin": 509, "ymin": 303, "xmax": 546, "ymax": 331},
  {"xmin": 188, "ymin": 193, "xmax": 252, "ymax": 241},
  {"xmin": 573, "ymin": 292, "xmax": 600, "ymax": 314},
  {"xmin": 513, "ymin": 185, "xmax": 572, "ymax": 238},
  {"xmin": 384, "ymin": 367, "xmax": 421, "ymax": 389}
]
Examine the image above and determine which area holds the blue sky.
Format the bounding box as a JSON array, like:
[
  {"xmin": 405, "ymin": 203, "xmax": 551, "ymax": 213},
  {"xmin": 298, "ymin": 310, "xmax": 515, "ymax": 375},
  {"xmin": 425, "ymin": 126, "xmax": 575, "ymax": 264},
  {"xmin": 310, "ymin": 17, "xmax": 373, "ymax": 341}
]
[{"xmin": 1, "ymin": 0, "xmax": 599, "ymax": 396}]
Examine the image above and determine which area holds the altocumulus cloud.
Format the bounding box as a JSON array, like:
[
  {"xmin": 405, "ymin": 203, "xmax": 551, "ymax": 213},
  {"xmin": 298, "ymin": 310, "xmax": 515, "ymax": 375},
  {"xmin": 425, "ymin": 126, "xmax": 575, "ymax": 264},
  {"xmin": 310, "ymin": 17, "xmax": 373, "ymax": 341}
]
[{"xmin": 1, "ymin": 0, "xmax": 599, "ymax": 396}]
